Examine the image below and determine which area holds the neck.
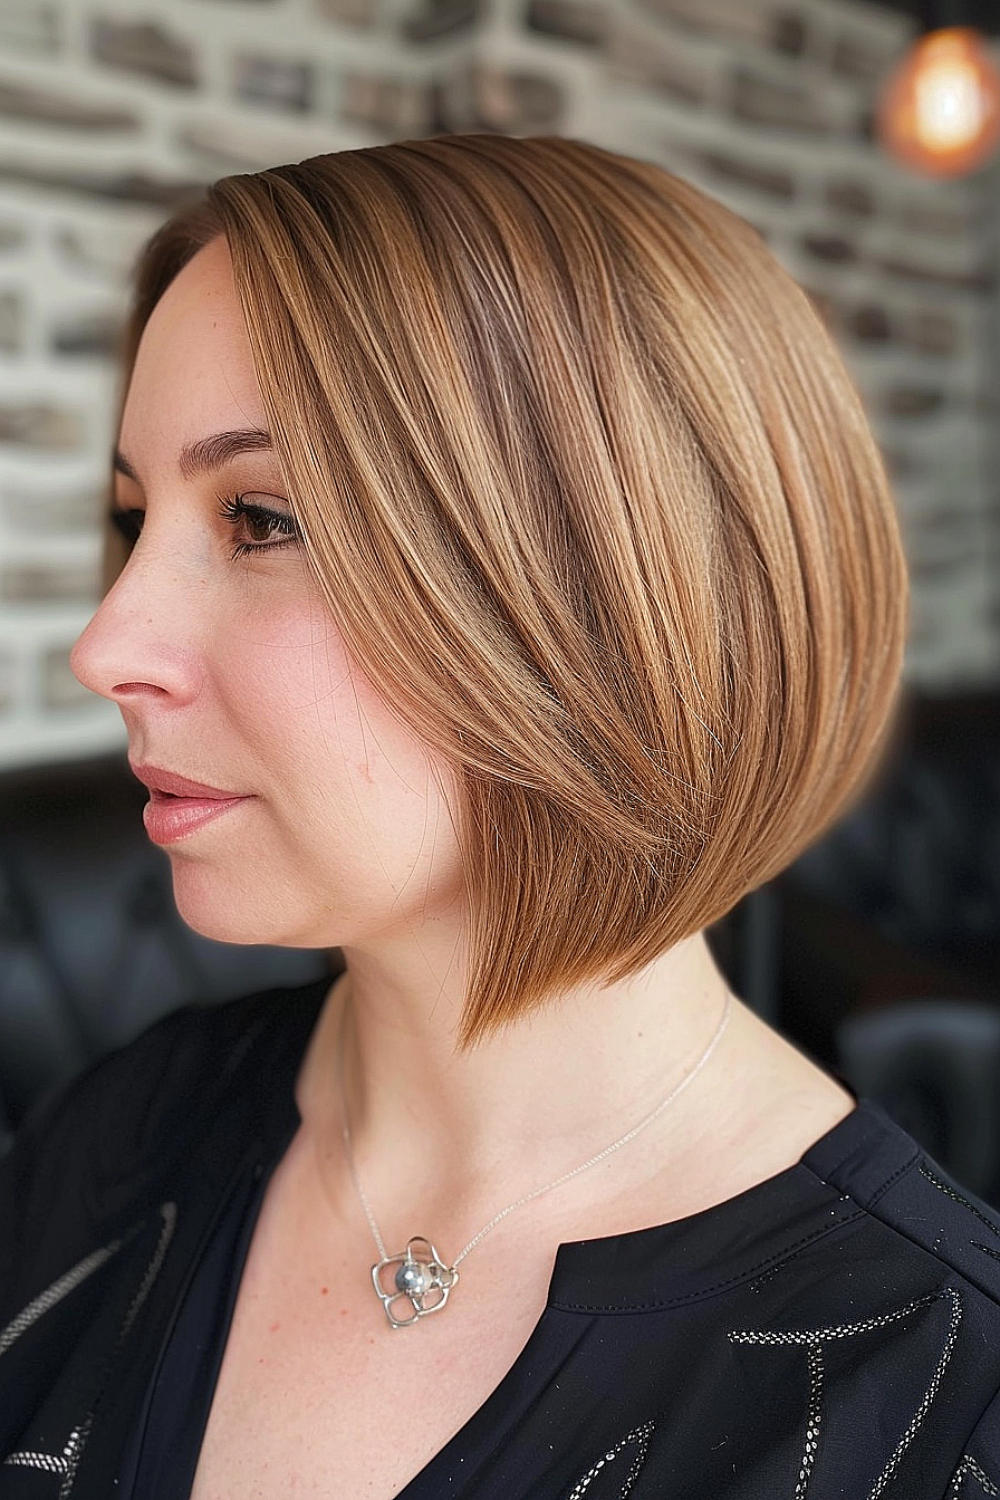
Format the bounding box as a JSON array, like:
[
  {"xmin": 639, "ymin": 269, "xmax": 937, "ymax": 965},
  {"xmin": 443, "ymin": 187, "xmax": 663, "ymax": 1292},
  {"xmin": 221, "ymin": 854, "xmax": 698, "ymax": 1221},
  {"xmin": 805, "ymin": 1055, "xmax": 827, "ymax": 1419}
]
[{"xmin": 297, "ymin": 928, "xmax": 742, "ymax": 1241}]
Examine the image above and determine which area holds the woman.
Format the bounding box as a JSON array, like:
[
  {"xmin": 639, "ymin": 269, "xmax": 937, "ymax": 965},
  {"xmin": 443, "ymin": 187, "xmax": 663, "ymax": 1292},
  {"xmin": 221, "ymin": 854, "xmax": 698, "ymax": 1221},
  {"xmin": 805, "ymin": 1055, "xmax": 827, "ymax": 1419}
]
[{"xmin": 2, "ymin": 134, "xmax": 997, "ymax": 1498}]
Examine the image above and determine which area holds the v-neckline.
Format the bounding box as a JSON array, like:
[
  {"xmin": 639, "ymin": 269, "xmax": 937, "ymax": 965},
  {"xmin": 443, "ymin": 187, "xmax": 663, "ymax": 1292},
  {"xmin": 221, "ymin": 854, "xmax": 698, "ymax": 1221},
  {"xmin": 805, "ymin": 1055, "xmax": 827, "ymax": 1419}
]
[
  {"xmin": 184, "ymin": 1054, "xmax": 872, "ymax": 1500},
  {"xmin": 136, "ymin": 981, "xmax": 893, "ymax": 1500}
]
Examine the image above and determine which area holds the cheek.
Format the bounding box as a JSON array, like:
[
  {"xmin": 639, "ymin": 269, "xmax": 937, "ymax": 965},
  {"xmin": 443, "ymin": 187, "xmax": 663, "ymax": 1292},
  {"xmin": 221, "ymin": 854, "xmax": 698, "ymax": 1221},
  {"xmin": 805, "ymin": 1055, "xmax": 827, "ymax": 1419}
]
[
  {"xmin": 219, "ymin": 596, "xmax": 353, "ymax": 725},
  {"xmin": 326, "ymin": 667, "xmax": 464, "ymax": 886},
  {"xmin": 223, "ymin": 603, "xmax": 460, "ymax": 870}
]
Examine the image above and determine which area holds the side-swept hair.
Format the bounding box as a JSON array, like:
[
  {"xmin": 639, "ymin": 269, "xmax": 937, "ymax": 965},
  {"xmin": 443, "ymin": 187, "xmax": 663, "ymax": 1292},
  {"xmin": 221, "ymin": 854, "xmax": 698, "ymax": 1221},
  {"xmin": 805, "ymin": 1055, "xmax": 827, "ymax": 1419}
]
[{"xmin": 105, "ymin": 134, "xmax": 908, "ymax": 1044}]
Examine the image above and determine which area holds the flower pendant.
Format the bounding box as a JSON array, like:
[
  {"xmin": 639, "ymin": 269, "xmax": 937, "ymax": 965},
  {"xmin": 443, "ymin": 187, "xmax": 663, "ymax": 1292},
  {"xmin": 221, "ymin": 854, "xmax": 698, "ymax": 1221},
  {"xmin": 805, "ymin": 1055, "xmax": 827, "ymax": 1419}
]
[{"xmin": 371, "ymin": 1237, "xmax": 458, "ymax": 1328}]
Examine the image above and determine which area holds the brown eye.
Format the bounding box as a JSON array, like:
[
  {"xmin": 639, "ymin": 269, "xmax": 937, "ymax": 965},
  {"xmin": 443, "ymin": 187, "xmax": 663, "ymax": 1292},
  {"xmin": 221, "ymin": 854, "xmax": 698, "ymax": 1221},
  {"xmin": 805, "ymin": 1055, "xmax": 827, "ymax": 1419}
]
[
  {"xmin": 244, "ymin": 510, "xmax": 277, "ymax": 543},
  {"xmin": 217, "ymin": 492, "xmax": 303, "ymax": 559}
]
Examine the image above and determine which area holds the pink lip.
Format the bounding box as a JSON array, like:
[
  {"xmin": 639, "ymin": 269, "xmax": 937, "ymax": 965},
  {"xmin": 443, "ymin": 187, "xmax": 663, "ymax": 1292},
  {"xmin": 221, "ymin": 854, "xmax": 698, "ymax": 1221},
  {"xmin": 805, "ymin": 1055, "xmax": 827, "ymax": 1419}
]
[
  {"xmin": 128, "ymin": 762, "xmax": 251, "ymax": 846},
  {"xmin": 129, "ymin": 762, "xmax": 242, "ymax": 799}
]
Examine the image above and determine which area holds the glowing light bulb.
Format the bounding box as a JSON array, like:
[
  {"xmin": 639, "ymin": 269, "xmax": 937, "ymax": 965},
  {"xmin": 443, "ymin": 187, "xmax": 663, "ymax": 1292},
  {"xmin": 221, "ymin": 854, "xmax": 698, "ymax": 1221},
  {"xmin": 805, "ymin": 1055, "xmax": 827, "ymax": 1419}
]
[{"xmin": 877, "ymin": 27, "xmax": 1000, "ymax": 178}]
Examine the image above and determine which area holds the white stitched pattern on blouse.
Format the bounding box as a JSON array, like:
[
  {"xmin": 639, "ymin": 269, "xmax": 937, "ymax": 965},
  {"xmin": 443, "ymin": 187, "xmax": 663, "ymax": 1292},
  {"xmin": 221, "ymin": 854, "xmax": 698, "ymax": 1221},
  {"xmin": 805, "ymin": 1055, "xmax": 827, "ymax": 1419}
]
[
  {"xmin": 4, "ymin": 1420, "xmax": 90, "ymax": 1500},
  {"xmin": 948, "ymin": 1455, "xmax": 1000, "ymax": 1497},
  {"xmin": 120, "ymin": 1201, "xmax": 176, "ymax": 1340},
  {"xmin": 0, "ymin": 1242, "xmax": 122, "ymax": 1358},
  {"xmin": 1, "ymin": 1202, "xmax": 177, "ymax": 1496},
  {"xmin": 797, "ymin": 1343, "xmax": 823, "ymax": 1499},
  {"xmin": 729, "ymin": 1287, "xmax": 963, "ymax": 1499},
  {"xmin": 5, "ymin": 1450, "xmax": 66, "ymax": 1474},
  {"xmin": 923, "ymin": 1158, "xmax": 1000, "ymax": 1273},
  {"xmin": 919, "ymin": 1165, "xmax": 1000, "ymax": 1245},
  {"xmin": 564, "ymin": 1420, "xmax": 655, "ymax": 1500}
]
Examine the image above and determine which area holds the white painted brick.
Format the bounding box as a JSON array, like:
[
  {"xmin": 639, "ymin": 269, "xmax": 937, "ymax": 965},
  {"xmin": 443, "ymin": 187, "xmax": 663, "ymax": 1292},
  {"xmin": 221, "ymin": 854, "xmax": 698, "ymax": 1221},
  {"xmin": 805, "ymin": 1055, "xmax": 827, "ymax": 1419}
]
[
  {"xmin": 0, "ymin": 480, "xmax": 104, "ymax": 535},
  {"xmin": 52, "ymin": 213, "xmax": 161, "ymax": 281},
  {"xmin": 801, "ymin": 0, "xmax": 915, "ymax": 56},
  {"xmin": 0, "ymin": 646, "xmax": 15, "ymax": 712},
  {"xmin": 1, "ymin": 713, "xmax": 127, "ymax": 767},
  {"xmin": 176, "ymin": 111, "xmax": 353, "ymax": 174},
  {"xmin": 0, "ymin": 0, "xmax": 62, "ymax": 56}
]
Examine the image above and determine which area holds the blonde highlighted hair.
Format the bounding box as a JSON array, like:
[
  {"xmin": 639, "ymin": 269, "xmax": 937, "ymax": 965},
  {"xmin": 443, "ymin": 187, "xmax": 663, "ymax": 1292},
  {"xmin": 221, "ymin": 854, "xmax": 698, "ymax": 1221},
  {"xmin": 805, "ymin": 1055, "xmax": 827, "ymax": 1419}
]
[{"xmin": 107, "ymin": 134, "xmax": 908, "ymax": 1043}]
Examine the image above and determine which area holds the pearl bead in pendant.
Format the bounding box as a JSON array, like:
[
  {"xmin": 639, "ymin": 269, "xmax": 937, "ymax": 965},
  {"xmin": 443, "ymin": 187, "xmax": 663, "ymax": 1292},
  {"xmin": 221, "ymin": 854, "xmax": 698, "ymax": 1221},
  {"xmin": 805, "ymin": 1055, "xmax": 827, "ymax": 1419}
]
[{"xmin": 395, "ymin": 1260, "xmax": 431, "ymax": 1295}]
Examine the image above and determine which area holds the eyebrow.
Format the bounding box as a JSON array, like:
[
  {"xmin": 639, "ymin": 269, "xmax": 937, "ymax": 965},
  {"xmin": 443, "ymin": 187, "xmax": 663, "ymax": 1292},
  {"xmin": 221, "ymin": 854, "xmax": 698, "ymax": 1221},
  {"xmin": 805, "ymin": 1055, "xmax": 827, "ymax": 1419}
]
[{"xmin": 112, "ymin": 427, "xmax": 275, "ymax": 484}]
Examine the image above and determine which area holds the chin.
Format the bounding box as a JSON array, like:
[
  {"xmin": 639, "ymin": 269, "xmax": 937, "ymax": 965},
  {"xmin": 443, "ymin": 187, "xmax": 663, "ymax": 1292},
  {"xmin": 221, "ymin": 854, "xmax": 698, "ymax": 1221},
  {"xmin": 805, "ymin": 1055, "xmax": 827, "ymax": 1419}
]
[
  {"xmin": 166, "ymin": 865, "xmax": 288, "ymax": 948},
  {"xmin": 172, "ymin": 901, "xmax": 273, "ymax": 947},
  {"xmin": 167, "ymin": 866, "xmax": 346, "ymax": 952}
]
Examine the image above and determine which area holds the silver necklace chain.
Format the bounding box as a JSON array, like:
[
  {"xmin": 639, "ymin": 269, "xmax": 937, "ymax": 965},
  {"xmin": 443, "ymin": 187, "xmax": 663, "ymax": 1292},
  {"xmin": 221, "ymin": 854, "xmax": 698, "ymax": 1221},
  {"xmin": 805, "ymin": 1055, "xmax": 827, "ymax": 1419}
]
[{"xmin": 340, "ymin": 989, "xmax": 733, "ymax": 1328}]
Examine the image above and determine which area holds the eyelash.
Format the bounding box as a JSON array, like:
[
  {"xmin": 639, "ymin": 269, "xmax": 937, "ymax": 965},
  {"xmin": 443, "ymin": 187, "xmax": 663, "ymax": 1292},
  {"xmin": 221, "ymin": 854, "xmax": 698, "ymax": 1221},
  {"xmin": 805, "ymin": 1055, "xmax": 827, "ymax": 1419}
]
[
  {"xmin": 108, "ymin": 493, "xmax": 303, "ymax": 561},
  {"xmin": 217, "ymin": 494, "xmax": 302, "ymax": 559}
]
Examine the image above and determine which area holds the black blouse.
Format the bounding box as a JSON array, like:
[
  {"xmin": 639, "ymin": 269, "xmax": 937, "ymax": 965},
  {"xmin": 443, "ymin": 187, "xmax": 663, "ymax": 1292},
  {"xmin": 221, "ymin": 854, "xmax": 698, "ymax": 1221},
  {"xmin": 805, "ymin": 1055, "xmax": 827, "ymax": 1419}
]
[{"xmin": 2, "ymin": 978, "xmax": 1000, "ymax": 1499}]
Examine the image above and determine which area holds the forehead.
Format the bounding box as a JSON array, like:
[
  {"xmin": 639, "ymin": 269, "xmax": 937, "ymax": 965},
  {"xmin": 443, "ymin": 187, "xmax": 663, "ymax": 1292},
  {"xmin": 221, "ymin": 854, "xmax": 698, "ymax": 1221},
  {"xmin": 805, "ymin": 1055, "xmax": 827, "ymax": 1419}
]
[{"xmin": 120, "ymin": 237, "xmax": 268, "ymax": 475}]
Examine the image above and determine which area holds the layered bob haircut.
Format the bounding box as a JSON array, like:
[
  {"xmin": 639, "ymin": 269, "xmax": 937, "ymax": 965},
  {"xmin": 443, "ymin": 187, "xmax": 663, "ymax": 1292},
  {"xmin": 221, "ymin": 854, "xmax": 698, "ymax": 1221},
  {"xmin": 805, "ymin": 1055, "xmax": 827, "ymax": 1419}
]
[{"xmin": 106, "ymin": 134, "xmax": 908, "ymax": 1044}]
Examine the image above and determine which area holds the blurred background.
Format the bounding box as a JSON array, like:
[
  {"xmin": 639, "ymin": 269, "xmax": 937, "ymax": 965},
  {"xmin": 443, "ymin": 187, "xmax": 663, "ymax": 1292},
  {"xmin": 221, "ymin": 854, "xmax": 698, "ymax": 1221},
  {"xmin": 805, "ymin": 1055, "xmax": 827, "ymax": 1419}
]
[{"xmin": 0, "ymin": 0, "xmax": 998, "ymax": 1198}]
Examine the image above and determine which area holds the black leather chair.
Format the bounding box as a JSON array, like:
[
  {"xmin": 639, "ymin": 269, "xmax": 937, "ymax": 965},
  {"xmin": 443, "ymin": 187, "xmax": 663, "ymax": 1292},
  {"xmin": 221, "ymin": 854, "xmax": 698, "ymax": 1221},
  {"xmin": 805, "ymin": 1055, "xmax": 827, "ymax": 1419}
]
[{"xmin": 837, "ymin": 1000, "xmax": 1000, "ymax": 1204}]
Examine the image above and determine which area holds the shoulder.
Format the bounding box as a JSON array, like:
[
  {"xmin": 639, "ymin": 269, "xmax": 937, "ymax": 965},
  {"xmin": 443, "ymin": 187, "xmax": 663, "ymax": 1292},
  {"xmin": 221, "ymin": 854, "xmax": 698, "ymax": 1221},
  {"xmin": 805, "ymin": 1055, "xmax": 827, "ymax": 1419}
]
[
  {"xmin": 0, "ymin": 976, "xmax": 330, "ymax": 1295},
  {"xmin": 7, "ymin": 974, "xmax": 329, "ymax": 1166},
  {"xmin": 548, "ymin": 1094, "xmax": 1000, "ymax": 1498},
  {"xmin": 796, "ymin": 1099, "xmax": 1000, "ymax": 1494},
  {"xmin": 802, "ymin": 1097, "xmax": 1000, "ymax": 1316}
]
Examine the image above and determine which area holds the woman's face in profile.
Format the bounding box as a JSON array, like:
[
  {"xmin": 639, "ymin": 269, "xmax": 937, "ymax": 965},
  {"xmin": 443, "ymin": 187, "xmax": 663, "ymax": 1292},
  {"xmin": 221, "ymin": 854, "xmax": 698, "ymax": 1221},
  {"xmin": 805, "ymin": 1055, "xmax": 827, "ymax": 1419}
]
[{"xmin": 70, "ymin": 237, "xmax": 465, "ymax": 952}]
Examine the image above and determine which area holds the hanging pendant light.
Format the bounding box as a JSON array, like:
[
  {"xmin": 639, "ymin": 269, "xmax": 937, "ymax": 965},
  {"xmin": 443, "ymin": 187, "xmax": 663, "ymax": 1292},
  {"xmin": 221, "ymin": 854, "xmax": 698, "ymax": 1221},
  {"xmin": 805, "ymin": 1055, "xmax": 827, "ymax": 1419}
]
[{"xmin": 876, "ymin": 21, "xmax": 1000, "ymax": 178}]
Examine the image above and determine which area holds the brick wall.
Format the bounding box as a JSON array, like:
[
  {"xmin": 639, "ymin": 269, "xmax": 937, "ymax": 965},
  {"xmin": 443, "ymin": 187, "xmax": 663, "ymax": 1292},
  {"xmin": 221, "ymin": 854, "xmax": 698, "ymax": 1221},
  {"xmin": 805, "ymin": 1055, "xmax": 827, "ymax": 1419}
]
[{"xmin": 0, "ymin": 0, "xmax": 997, "ymax": 769}]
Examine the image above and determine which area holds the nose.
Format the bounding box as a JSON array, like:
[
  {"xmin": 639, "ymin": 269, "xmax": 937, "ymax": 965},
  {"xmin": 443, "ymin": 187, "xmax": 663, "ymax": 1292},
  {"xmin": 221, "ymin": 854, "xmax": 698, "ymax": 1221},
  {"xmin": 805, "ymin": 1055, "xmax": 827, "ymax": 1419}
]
[{"xmin": 70, "ymin": 538, "xmax": 204, "ymax": 709}]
